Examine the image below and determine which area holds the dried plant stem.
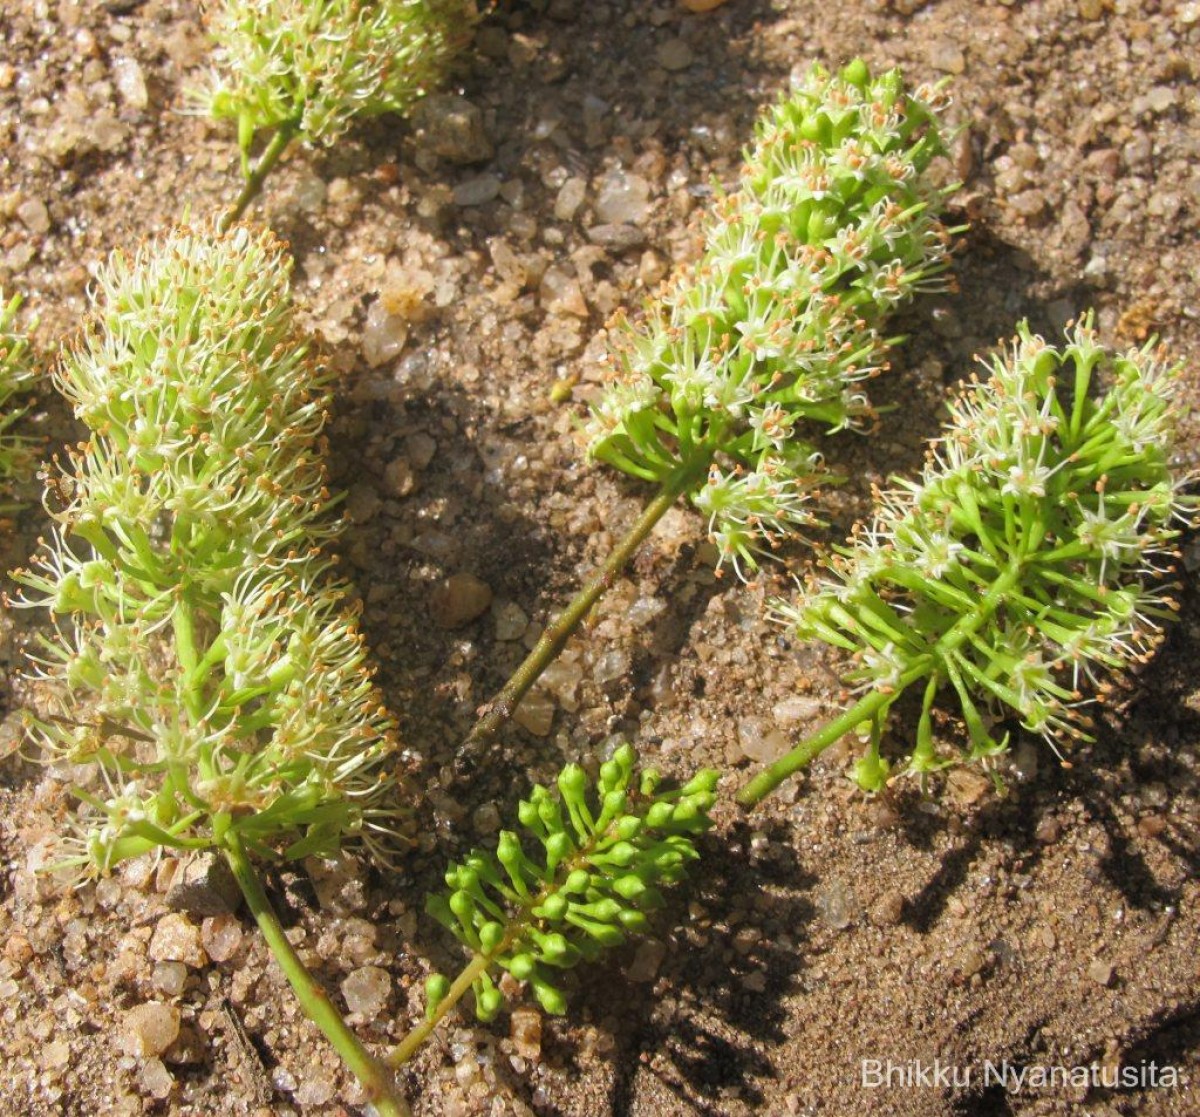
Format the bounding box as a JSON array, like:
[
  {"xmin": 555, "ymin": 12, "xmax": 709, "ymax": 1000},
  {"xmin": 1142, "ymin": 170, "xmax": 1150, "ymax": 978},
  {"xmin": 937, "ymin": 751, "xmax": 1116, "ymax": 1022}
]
[
  {"xmin": 219, "ymin": 126, "xmax": 296, "ymax": 232},
  {"xmin": 222, "ymin": 832, "xmax": 411, "ymax": 1117},
  {"xmin": 460, "ymin": 463, "xmax": 704, "ymax": 757}
]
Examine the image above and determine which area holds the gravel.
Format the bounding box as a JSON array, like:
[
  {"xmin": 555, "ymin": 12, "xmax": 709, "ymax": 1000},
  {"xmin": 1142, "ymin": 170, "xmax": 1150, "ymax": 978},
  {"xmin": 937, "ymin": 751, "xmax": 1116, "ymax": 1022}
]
[{"xmin": 0, "ymin": 1, "xmax": 1198, "ymax": 1115}]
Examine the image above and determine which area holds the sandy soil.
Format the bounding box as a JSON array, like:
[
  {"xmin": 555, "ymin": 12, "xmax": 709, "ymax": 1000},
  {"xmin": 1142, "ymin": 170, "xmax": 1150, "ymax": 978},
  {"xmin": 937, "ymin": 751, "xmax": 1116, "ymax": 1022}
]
[{"xmin": 1, "ymin": 1, "xmax": 1199, "ymax": 1115}]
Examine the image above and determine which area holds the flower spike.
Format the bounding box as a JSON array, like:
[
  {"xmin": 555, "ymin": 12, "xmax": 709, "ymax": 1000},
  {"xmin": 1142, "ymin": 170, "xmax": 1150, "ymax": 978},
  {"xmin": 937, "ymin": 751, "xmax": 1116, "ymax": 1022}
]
[
  {"xmin": 195, "ymin": 0, "xmax": 479, "ymax": 163},
  {"xmin": 12, "ymin": 223, "xmax": 405, "ymax": 874},
  {"xmin": 586, "ymin": 59, "xmax": 958, "ymax": 573},
  {"xmin": 0, "ymin": 293, "xmax": 36, "ymax": 503},
  {"xmin": 740, "ymin": 314, "xmax": 1197, "ymax": 805}
]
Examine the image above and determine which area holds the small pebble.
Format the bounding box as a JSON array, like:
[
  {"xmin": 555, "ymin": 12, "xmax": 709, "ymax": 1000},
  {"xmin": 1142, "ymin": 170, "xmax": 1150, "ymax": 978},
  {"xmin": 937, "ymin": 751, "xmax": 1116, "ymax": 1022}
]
[
  {"xmin": 627, "ymin": 939, "xmax": 668, "ymax": 983},
  {"xmin": 539, "ymin": 265, "xmax": 588, "ymax": 317},
  {"xmin": 151, "ymin": 961, "xmax": 188, "ymax": 997},
  {"xmin": 430, "ymin": 573, "xmax": 493, "ymax": 628},
  {"xmin": 200, "ymin": 913, "xmax": 244, "ymax": 963},
  {"xmin": 472, "ymin": 800, "xmax": 502, "ymax": 834},
  {"xmin": 656, "ymin": 39, "xmax": 694, "ymax": 71},
  {"xmin": 492, "ymin": 600, "xmax": 529, "ymax": 641},
  {"xmin": 294, "ymin": 1075, "xmax": 337, "ymax": 1106},
  {"xmin": 307, "ymin": 856, "xmax": 369, "ymax": 913},
  {"xmin": 111, "ymin": 56, "xmax": 148, "ymax": 110},
  {"xmin": 586, "ymin": 223, "xmax": 647, "ymax": 252},
  {"xmin": 148, "ymin": 913, "xmax": 207, "ymax": 968},
  {"xmin": 510, "ymin": 1007, "xmax": 543, "ymax": 1060},
  {"xmin": 593, "ymin": 170, "xmax": 651, "ymax": 225},
  {"xmin": 341, "ymin": 965, "xmax": 391, "ymax": 1020},
  {"xmin": 165, "ymin": 852, "xmax": 241, "ymax": 916},
  {"xmin": 362, "ymin": 299, "xmax": 409, "ymax": 368},
  {"xmin": 554, "ymin": 177, "xmax": 586, "ymax": 221},
  {"xmin": 772, "ymin": 696, "xmax": 822, "ymax": 726},
  {"xmin": 1087, "ymin": 959, "xmax": 1115, "ymax": 987},
  {"xmin": 382, "ymin": 458, "xmax": 417, "ymax": 498},
  {"xmin": 17, "ymin": 197, "xmax": 50, "ymax": 234},
  {"xmin": 870, "ymin": 890, "xmax": 905, "ymax": 927},
  {"xmin": 1035, "ymin": 814, "xmax": 1062, "ymax": 844},
  {"xmin": 816, "ymin": 880, "xmax": 860, "ymax": 930},
  {"xmin": 346, "ymin": 482, "xmax": 382, "ymax": 524},
  {"xmin": 736, "ymin": 717, "xmax": 792, "ymax": 763},
  {"xmin": 1009, "ymin": 189, "xmax": 1047, "ymax": 219},
  {"xmin": 929, "ymin": 41, "xmax": 965, "ymax": 74},
  {"xmin": 124, "ymin": 1003, "xmax": 181, "ymax": 1058},
  {"xmin": 138, "ymin": 1057, "xmax": 175, "ymax": 1100},
  {"xmin": 593, "ymin": 648, "xmax": 630, "ymax": 686},
  {"xmin": 412, "ymin": 94, "xmax": 493, "ymax": 164},
  {"xmin": 453, "ymin": 174, "xmax": 502, "ymax": 207},
  {"xmin": 945, "ymin": 768, "xmax": 991, "ymax": 806},
  {"xmin": 541, "ymin": 658, "xmax": 584, "ymax": 710},
  {"xmin": 1137, "ymin": 814, "xmax": 1167, "ymax": 839},
  {"xmin": 513, "ymin": 689, "xmax": 555, "ymax": 736}
]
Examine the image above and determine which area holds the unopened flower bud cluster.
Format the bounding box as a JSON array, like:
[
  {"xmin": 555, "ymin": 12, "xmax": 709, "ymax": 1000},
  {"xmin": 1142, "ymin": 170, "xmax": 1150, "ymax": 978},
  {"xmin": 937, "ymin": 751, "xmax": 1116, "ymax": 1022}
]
[
  {"xmin": 427, "ymin": 744, "xmax": 718, "ymax": 1021},
  {"xmin": 587, "ymin": 59, "xmax": 955, "ymax": 574},
  {"xmin": 15, "ymin": 225, "xmax": 403, "ymax": 873},
  {"xmin": 775, "ymin": 317, "xmax": 1195, "ymax": 787}
]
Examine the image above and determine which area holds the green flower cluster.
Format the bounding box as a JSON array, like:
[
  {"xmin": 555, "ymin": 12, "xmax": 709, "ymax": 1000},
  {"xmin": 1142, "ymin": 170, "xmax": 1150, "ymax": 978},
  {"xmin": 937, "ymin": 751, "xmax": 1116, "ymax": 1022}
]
[
  {"xmin": 774, "ymin": 316, "xmax": 1195, "ymax": 790},
  {"xmin": 426, "ymin": 745, "xmax": 718, "ymax": 1020},
  {"xmin": 14, "ymin": 224, "xmax": 403, "ymax": 873},
  {"xmin": 586, "ymin": 59, "xmax": 956, "ymax": 575},
  {"xmin": 196, "ymin": 0, "xmax": 478, "ymax": 168},
  {"xmin": 0, "ymin": 293, "xmax": 35, "ymax": 501}
]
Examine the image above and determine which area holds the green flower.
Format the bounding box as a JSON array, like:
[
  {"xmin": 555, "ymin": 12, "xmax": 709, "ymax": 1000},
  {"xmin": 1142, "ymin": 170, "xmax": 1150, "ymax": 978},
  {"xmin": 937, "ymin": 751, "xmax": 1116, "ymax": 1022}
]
[
  {"xmin": 586, "ymin": 60, "xmax": 957, "ymax": 574},
  {"xmin": 755, "ymin": 315, "xmax": 1195, "ymax": 797},
  {"xmin": 14, "ymin": 223, "xmax": 404, "ymax": 873},
  {"xmin": 196, "ymin": 0, "xmax": 479, "ymax": 170},
  {"xmin": 426, "ymin": 745, "xmax": 718, "ymax": 1021}
]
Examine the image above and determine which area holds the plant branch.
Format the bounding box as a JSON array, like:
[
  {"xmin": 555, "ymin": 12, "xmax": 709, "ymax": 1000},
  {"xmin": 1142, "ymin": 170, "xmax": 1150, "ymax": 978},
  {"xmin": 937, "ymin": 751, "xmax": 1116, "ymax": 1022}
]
[
  {"xmin": 388, "ymin": 949, "xmax": 496, "ymax": 1069},
  {"xmin": 737, "ymin": 686, "xmax": 900, "ymax": 808},
  {"xmin": 739, "ymin": 562, "xmax": 1027, "ymax": 808},
  {"xmin": 222, "ymin": 831, "xmax": 411, "ymax": 1117},
  {"xmin": 218, "ymin": 126, "xmax": 296, "ymax": 232},
  {"xmin": 459, "ymin": 464, "xmax": 704, "ymax": 758}
]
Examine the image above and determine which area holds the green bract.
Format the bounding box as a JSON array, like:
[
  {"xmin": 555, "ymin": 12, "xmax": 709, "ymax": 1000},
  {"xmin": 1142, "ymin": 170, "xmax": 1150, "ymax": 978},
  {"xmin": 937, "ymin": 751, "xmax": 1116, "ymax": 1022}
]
[
  {"xmin": 760, "ymin": 316, "xmax": 1195, "ymax": 796},
  {"xmin": 196, "ymin": 0, "xmax": 478, "ymax": 168},
  {"xmin": 0, "ymin": 292, "xmax": 35, "ymax": 500},
  {"xmin": 426, "ymin": 744, "xmax": 718, "ymax": 1021},
  {"xmin": 586, "ymin": 59, "xmax": 956, "ymax": 575},
  {"xmin": 14, "ymin": 224, "xmax": 404, "ymax": 873}
]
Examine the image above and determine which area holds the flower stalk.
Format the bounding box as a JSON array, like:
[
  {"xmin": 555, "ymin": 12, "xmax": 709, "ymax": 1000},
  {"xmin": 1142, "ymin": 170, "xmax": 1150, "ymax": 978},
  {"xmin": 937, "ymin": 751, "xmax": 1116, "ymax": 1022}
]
[
  {"xmin": 223, "ymin": 831, "xmax": 411, "ymax": 1117},
  {"xmin": 463, "ymin": 59, "xmax": 958, "ymax": 755},
  {"xmin": 740, "ymin": 316, "xmax": 1197, "ymax": 807}
]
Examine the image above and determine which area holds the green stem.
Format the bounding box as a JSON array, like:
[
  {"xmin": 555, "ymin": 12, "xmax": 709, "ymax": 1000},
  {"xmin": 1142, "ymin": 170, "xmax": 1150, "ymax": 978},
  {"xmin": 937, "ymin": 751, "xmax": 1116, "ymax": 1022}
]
[
  {"xmin": 172, "ymin": 586, "xmax": 206, "ymax": 724},
  {"xmin": 738, "ymin": 561, "xmax": 1026, "ymax": 808},
  {"xmin": 459, "ymin": 462, "xmax": 705, "ymax": 758},
  {"xmin": 388, "ymin": 950, "xmax": 497, "ymax": 1069},
  {"xmin": 736, "ymin": 684, "xmax": 905, "ymax": 808},
  {"xmin": 222, "ymin": 832, "xmax": 411, "ymax": 1117},
  {"xmin": 218, "ymin": 126, "xmax": 297, "ymax": 233}
]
